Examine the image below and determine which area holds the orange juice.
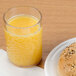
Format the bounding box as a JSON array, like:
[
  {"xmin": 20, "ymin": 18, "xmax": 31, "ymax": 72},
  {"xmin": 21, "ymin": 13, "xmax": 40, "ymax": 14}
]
[{"xmin": 5, "ymin": 15, "xmax": 42, "ymax": 66}]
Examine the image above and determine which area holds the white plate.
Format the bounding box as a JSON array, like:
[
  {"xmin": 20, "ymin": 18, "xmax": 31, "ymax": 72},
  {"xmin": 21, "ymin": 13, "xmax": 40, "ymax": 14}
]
[
  {"xmin": 0, "ymin": 49, "xmax": 45, "ymax": 76},
  {"xmin": 44, "ymin": 38, "xmax": 76, "ymax": 76}
]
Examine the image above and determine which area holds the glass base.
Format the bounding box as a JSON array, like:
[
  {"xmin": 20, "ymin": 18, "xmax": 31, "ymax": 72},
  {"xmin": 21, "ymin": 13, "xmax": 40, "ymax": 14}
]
[{"xmin": 8, "ymin": 58, "xmax": 42, "ymax": 68}]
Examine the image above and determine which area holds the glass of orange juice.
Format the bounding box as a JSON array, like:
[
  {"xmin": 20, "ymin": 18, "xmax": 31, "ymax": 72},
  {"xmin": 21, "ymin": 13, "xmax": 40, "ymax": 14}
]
[{"xmin": 3, "ymin": 6, "xmax": 42, "ymax": 67}]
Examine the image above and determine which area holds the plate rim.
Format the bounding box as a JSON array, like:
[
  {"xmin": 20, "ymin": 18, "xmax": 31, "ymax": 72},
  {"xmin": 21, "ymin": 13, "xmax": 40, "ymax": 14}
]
[{"xmin": 44, "ymin": 37, "xmax": 76, "ymax": 76}]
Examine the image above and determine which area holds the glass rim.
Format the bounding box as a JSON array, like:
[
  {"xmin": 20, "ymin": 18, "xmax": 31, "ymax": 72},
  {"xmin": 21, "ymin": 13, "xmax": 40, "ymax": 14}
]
[{"xmin": 3, "ymin": 6, "xmax": 42, "ymax": 29}]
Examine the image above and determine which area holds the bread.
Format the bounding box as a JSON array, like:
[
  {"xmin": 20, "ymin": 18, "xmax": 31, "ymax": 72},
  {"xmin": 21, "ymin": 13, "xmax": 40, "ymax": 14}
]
[{"xmin": 58, "ymin": 42, "xmax": 76, "ymax": 76}]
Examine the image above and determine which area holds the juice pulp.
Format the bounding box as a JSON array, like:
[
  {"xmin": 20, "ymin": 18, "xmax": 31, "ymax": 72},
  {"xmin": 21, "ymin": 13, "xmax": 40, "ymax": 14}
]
[{"xmin": 5, "ymin": 15, "xmax": 42, "ymax": 66}]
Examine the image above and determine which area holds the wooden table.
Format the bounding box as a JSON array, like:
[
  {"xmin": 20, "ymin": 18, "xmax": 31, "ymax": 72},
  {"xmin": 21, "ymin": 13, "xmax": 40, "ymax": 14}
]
[{"xmin": 0, "ymin": 0, "xmax": 76, "ymax": 68}]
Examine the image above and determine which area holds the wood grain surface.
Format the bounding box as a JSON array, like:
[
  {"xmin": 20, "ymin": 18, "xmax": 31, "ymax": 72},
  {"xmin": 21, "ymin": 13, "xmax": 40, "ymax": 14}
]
[{"xmin": 0, "ymin": 0, "xmax": 76, "ymax": 68}]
